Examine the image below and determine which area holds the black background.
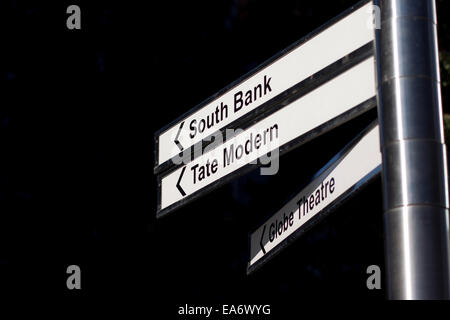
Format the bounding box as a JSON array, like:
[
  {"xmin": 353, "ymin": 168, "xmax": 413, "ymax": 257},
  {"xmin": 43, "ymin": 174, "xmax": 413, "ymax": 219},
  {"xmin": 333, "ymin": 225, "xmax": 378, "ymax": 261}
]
[{"xmin": 1, "ymin": 0, "xmax": 449, "ymax": 315}]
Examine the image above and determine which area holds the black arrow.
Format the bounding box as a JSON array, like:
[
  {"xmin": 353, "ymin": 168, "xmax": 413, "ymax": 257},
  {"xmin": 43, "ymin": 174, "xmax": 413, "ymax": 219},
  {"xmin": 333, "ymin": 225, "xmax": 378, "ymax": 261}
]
[
  {"xmin": 176, "ymin": 166, "xmax": 187, "ymax": 197},
  {"xmin": 260, "ymin": 225, "xmax": 267, "ymax": 255},
  {"xmin": 174, "ymin": 121, "xmax": 185, "ymax": 152}
]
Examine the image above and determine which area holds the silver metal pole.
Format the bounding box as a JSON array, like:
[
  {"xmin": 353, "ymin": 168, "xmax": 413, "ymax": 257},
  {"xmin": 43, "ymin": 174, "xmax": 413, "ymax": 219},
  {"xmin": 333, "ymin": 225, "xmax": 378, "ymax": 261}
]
[{"xmin": 375, "ymin": 0, "xmax": 450, "ymax": 299}]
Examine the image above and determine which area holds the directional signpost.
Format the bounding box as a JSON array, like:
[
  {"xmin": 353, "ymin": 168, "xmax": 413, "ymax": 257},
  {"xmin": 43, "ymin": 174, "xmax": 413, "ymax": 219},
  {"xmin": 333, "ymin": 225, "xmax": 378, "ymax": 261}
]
[
  {"xmin": 247, "ymin": 122, "xmax": 381, "ymax": 274},
  {"xmin": 154, "ymin": 0, "xmax": 450, "ymax": 299},
  {"xmin": 154, "ymin": 0, "xmax": 374, "ymax": 174}
]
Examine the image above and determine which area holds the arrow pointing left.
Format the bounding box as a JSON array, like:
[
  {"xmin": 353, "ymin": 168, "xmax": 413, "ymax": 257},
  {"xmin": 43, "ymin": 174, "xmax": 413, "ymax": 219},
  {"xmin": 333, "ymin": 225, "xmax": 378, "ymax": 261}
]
[
  {"xmin": 174, "ymin": 121, "xmax": 185, "ymax": 152},
  {"xmin": 176, "ymin": 166, "xmax": 187, "ymax": 197},
  {"xmin": 260, "ymin": 225, "xmax": 267, "ymax": 255}
]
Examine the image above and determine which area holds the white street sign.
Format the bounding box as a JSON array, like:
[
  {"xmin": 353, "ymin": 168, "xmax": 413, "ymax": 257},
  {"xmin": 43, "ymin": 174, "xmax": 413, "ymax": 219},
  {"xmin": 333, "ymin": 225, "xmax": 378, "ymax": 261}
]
[
  {"xmin": 157, "ymin": 57, "xmax": 376, "ymax": 216},
  {"xmin": 155, "ymin": 0, "xmax": 374, "ymax": 170},
  {"xmin": 247, "ymin": 122, "xmax": 381, "ymax": 274}
]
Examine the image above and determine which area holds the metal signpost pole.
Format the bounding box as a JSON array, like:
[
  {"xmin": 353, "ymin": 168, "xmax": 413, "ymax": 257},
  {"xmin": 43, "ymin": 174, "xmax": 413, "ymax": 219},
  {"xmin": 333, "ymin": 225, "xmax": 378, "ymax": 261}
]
[{"xmin": 375, "ymin": 0, "xmax": 450, "ymax": 299}]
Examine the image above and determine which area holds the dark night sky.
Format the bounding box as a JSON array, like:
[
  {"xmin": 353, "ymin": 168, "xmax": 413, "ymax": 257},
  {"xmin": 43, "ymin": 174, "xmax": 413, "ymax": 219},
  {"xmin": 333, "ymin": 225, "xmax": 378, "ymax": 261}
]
[{"xmin": 1, "ymin": 0, "xmax": 449, "ymax": 314}]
